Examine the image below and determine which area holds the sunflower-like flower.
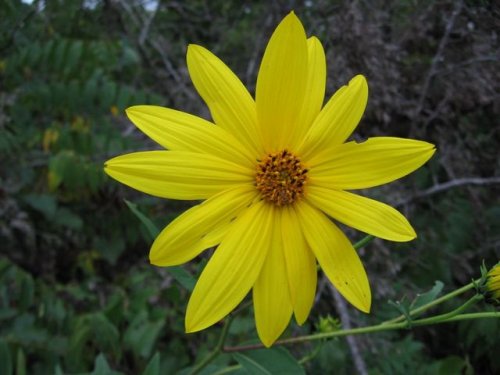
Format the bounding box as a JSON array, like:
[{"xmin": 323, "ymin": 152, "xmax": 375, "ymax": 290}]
[{"xmin": 104, "ymin": 12, "xmax": 435, "ymax": 346}]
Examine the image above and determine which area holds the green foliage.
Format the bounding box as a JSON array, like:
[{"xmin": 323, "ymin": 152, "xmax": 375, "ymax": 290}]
[
  {"xmin": 411, "ymin": 281, "xmax": 444, "ymax": 310},
  {"xmin": 233, "ymin": 347, "xmax": 306, "ymax": 374},
  {"xmin": 459, "ymin": 313, "xmax": 500, "ymax": 373},
  {"xmin": 142, "ymin": 352, "xmax": 161, "ymax": 375},
  {"xmin": 1, "ymin": 0, "xmax": 498, "ymax": 374},
  {"xmin": 0, "ymin": 340, "xmax": 13, "ymax": 375},
  {"xmin": 0, "ymin": 255, "xmax": 195, "ymax": 374},
  {"xmin": 388, "ymin": 281, "xmax": 445, "ymax": 322},
  {"xmin": 125, "ymin": 199, "xmax": 197, "ymax": 290}
]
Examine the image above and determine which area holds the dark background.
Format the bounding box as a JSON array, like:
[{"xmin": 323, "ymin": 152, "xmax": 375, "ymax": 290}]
[{"xmin": 1, "ymin": 0, "xmax": 499, "ymax": 373}]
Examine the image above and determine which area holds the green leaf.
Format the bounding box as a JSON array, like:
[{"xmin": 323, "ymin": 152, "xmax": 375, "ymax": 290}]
[
  {"xmin": 54, "ymin": 364, "xmax": 64, "ymax": 375},
  {"xmin": 92, "ymin": 353, "xmax": 110, "ymax": 375},
  {"xmin": 438, "ymin": 356, "xmax": 468, "ymax": 375},
  {"xmin": 178, "ymin": 364, "xmax": 236, "ymax": 375},
  {"xmin": 53, "ymin": 207, "xmax": 83, "ymax": 230},
  {"xmin": 83, "ymin": 76, "xmax": 99, "ymax": 110},
  {"xmin": 67, "ymin": 322, "xmax": 91, "ymax": 370},
  {"xmin": 86, "ymin": 164, "xmax": 104, "ymax": 193},
  {"xmin": 120, "ymin": 43, "xmax": 140, "ymax": 67},
  {"xmin": 66, "ymin": 80, "xmax": 80, "ymax": 113},
  {"xmin": 90, "ymin": 313, "xmax": 120, "ymax": 358},
  {"xmin": 91, "ymin": 353, "xmax": 123, "ymax": 375},
  {"xmin": 41, "ymin": 39, "xmax": 56, "ymax": 70},
  {"xmin": 26, "ymin": 41, "xmax": 42, "ymax": 66},
  {"xmin": 64, "ymin": 40, "xmax": 83, "ymax": 76},
  {"xmin": 103, "ymin": 289, "xmax": 125, "ymax": 324},
  {"xmin": 48, "ymin": 151, "xmax": 74, "ymax": 190},
  {"xmin": 124, "ymin": 311, "xmax": 165, "ymax": 359},
  {"xmin": 142, "ymin": 352, "xmax": 160, "ymax": 375},
  {"xmin": 167, "ymin": 267, "xmax": 196, "ymax": 291},
  {"xmin": 11, "ymin": 314, "xmax": 49, "ymax": 346},
  {"xmin": 388, "ymin": 298, "xmax": 411, "ymax": 321},
  {"xmin": 23, "ymin": 194, "xmax": 57, "ymax": 219},
  {"xmin": 101, "ymin": 80, "xmax": 117, "ymax": 110},
  {"xmin": 116, "ymin": 86, "xmax": 132, "ymax": 110},
  {"xmin": 94, "ymin": 236, "xmax": 125, "ymax": 265},
  {"xmin": 18, "ymin": 273, "xmax": 34, "ymax": 310},
  {"xmin": 124, "ymin": 199, "xmax": 195, "ymax": 290},
  {"xmin": 16, "ymin": 348, "xmax": 26, "ymax": 375},
  {"xmin": 53, "ymin": 39, "xmax": 67, "ymax": 72},
  {"xmin": 410, "ymin": 281, "xmax": 444, "ymax": 310},
  {"xmin": 233, "ymin": 347, "xmax": 305, "ymax": 375},
  {"xmin": 124, "ymin": 199, "xmax": 159, "ymax": 240},
  {"xmin": 0, "ymin": 340, "xmax": 12, "ymax": 375}
]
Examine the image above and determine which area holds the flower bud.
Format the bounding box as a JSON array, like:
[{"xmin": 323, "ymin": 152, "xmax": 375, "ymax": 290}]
[{"xmin": 481, "ymin": 262, "xmax": 500, "ymax": 306}]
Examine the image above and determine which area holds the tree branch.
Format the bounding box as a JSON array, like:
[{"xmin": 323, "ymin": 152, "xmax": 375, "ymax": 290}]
[
  {"xmin": 329, "ymin": 285, "xmax": 368, "ymax": 375},
  {"xmin": 397, "ymin": 177, "xmax": 500, "ymax": 206},
  {"xmin": 414, "ymin": 1, "xmax": 463, "ymax": 118}
]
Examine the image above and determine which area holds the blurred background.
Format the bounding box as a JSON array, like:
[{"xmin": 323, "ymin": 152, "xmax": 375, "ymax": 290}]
[{"xmin": 0, "ymin": 0, "xmax": 499, "ymax": 374}]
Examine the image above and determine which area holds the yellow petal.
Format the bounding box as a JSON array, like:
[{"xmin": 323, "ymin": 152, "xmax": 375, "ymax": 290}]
[
  {"xmin": 253, "ymin": 207, "xmax": 293, "ymax": 347},
  {"xmin": 150, "ymin": 186, "xmax": 258, "ymax": 266},
  {"xmin": 186, "ymin": 201, "xmax": 273, "ymax": 332},
  {"xmin": 256, "ymin": 12, "xmax": 308, "ymax": 152},
  {"xmin": 104, "ymin": 151, "xmax": 253, "ymax": 200},
  {"xmin": 187, "ymin": 45, "xmax": 263, "ymax": 157},
  {"xmin": 307, "ymin": 186, "xmax": 416, "ymax": 242},
  {"xmin": 281, "ymin": 206, "xmax": 317, "ymax": 324},
  {"xmin": 126, "ymin": 105, "xmax": 255, "ymax": 168},
  {"xmin": 295, "ymin": 201, "xmax": 371, "ymax": 313},
  {"xmin": 289, "ymin": 36, "xmax": 326, "ymax": 150},
  {"xmin": 298, "ymin": 75, "xmax": 368, "ymax": 159},
  {"xmin": 307, "ymin": 137, "xmax": 436, "ymax": 189}
]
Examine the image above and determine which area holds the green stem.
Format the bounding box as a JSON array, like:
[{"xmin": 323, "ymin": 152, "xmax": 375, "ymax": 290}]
[
  {"xmin": 442, "ymin": 311, "xmax": 500, "ymax": 323},
  {"xmin": 382, "ymin": 281, "xmax": 476, "ymax": 324},
  {"xmin": 223, "ymin": 311, "xmax": 500, "ymax": 353},
  {"xmin": 298, "ymin": 341, "xmax": 324, "ymax": 365},
  {"xmin": 410, "ymin": 294, "xmax": 483, "ymax": 325},
  {"xmin": 354, "ymin": 235, "xmax": 375, "ymax": 250},
  {"xmin": 224, "ymin": 322, "xmax": 409, "ymax": 352},
  {"xmin": 189, "ymin": 316, "xmax": 234, "ymax": 375}
]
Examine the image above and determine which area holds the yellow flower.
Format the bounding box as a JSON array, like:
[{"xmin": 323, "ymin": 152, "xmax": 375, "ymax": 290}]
[
  {"xmin": 104, "ymin": 12, "xmax": 435, "ymax": 346},
  {"xmin": 484, "ymin": 263, "xmax": 500, "ymax": 304}
]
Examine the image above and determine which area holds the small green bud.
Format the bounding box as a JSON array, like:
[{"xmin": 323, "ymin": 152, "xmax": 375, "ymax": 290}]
[{"xmin": 316, "ymin": 314, "xmax": 341, "ymax": 333}]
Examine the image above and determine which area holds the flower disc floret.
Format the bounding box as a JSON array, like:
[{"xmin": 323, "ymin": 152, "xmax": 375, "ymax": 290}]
[{"xmin": 255, "ymin": 150, "xmax": 307, "ymax": 206}]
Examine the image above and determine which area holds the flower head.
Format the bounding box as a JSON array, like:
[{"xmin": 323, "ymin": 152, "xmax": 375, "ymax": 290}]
[
  {"xmin": 482, "ymin": 262, "xmax": 500, "ymax": 305},
  {"xmin": 104, "ymin": 12, "xmax": 435, "ymax": 346}
]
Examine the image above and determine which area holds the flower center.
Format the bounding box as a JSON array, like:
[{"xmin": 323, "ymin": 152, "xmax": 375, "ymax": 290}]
[{"xmin": 255, "ymin": 150, "xmax": 308, "ymax": 206}]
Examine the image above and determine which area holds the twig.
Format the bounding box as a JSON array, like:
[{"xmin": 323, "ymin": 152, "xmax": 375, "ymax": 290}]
[
  {"xmin": 148, "ymin": 39, "xmax": 184, "ymax": 85},
  {"xmin": 138, "ymin": 0, "xmax": 160, "ymax": 46},
  {"xmin": 115, "ymin": 0, "xmax": 195, "ymax": 99},
  {"xmin": 396, "ymin": 177, "xmax": 500, "ymax": 206},
  {"xmin": 414, "ymin": 1, "xmax": 463, "ymax": 118},
  {"xmin": 329, "ymin": 286, "xmax": 368, "ymax": 375},
  {"xmin": 435, "ymin": 55, "xmax": 500, "ymax": 76}
]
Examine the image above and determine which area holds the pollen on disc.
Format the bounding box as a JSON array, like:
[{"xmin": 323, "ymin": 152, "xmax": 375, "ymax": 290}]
[{"xmin": 255, "ymin": 150, "xmax": 308, "ymax": 206}]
